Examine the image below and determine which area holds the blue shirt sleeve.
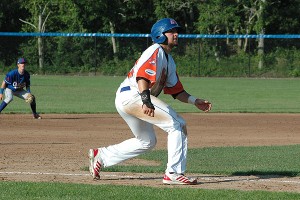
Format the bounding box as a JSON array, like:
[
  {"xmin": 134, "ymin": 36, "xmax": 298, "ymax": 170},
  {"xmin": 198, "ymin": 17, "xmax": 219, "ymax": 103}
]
[{"xmin": 4, "ymin": 70, "xmax": 16, "ymax": 91}]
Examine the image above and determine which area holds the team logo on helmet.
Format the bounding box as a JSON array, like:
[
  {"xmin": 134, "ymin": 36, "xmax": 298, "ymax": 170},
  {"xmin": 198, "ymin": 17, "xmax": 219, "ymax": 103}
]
[{"xmin": 170, "ymin": 19, "xmax": 177, "ymax": 25}]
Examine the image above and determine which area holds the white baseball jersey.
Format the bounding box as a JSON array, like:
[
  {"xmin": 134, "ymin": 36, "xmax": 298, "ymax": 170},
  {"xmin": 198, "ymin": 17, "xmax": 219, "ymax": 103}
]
[
  {"xmin": 124, "ymin": 43, "xmax": 184, "ymax": 97},
  {"xmin": 99, "ymin": 43, "xmax": 188, "ymax": 174}
]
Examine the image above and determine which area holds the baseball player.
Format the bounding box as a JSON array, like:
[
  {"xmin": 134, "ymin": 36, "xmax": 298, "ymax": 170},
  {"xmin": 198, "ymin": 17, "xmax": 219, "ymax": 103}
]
[
  {"xmin": 89, "ymin": 18, "xmax": 212, "ymax": 185},
  {"xmin": 0, "ymin": 58, "xmax": 42, "ymax": 119}
]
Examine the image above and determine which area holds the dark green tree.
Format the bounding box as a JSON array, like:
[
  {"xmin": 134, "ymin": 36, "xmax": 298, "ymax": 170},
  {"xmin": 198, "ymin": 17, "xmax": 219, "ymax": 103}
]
[
  {"xmin": 0, "ymin": 0, "xmax": 28, "ymax": 67},
  {"xmin": 153, "ymin": 0, "xmax": 200, "ymax": 34},
  {"xmin": 19, "ymin": 0, "xmax": 87, "ymax": 73}
]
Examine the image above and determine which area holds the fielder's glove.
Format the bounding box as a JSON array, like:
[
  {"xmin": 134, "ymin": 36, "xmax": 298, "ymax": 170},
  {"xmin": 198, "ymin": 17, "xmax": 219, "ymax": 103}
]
[{"xmin": 25, "ymin": 93, "xmax": 35, "ymax": 104}]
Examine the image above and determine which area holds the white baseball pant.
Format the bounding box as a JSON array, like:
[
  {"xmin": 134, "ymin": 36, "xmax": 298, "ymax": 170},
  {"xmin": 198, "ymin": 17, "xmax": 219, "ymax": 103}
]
[
  {"xmin": 3, "ymin": 88, "xmax": 30, "ymax": 104},
  {"xmin": 99, "ymin": 85, "xmax": 188, "ymax": 174}
]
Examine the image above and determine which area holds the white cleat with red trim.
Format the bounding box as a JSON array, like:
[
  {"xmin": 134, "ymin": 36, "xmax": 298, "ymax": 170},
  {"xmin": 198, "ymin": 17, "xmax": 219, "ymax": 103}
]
[
  {"xmin": 163, "ymin": 172, "xmax": 197, "ymax": 185},
  {"xmin": 88, "ymin": 148, "xmax": 102, "ymax": 180}
]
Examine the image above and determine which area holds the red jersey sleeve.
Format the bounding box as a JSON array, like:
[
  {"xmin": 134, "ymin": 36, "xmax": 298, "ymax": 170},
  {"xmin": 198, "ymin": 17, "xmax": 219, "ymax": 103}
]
[
  {"xmin": 163, "ymin": 73, "xmax": 184, "ymax": 95},
  {"xmin": 136, "ymin": 49, "xmax": 159, "ymax": 82}
]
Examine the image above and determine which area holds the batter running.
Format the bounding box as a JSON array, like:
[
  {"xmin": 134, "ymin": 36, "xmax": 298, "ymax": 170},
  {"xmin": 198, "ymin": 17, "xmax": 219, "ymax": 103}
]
[{"xmin": 89, "ymin": 18, "xmax": 212, "ymax": 185}]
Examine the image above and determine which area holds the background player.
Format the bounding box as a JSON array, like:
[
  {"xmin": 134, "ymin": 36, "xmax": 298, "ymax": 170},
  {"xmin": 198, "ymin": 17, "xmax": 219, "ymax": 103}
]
[
  {"xmin": 89, "ymin": 18, "xmax": 212, "ymax": 185},
  {"xmin": 0, "ymin": 58, "xmax": 41, "ymax": 119}
]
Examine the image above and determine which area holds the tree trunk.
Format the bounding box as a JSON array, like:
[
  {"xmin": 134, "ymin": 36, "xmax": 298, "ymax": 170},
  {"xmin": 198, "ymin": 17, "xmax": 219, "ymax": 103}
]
[
  {"xmin": 257, "ymin": 0, "xmax": 266, "ymax": 69},
  {"xmin": 226, "ymin": 27, "xmax": 229, "ymax": 45},
  {"xmin": 38, "ymin": 10, "xmax": 44, "ymax": 72},
  {"xmin": 243, "ymin": 37, "xmax": 248, "ymax": 52},
  {"xmin": 38, "ymin": 37, "xmax": 43, "ymax": 72},
  {"xmin": 237, "ymin": 38, "xmax": 242, "ymax": 53},
  {"xmin": 258, "ymin": 31, "xmax": 264, "ymax": 69},
  {"xmin": 109, "ymin": 21, "xmax": 117, "ymax": 54}
]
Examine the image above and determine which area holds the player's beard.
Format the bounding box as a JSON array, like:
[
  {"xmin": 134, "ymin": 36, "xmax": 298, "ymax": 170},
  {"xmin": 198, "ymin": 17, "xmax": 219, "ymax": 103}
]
[
  {"xmin": 170, "ymin": 38, "xmax": 178, "ymax": 47},
  {"xmin": 162, "ymin": 37, "xmax": 178, "ymax": 51},
  {"xmin": 173, "ymin": 40, "xmax": 178, "ymax": 46}
]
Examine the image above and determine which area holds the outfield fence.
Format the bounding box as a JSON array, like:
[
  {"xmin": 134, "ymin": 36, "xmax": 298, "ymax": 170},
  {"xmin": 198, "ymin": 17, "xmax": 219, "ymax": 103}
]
[{"xmin": 1, "ymin": 32, "xmax": 300, "ymax": 77}]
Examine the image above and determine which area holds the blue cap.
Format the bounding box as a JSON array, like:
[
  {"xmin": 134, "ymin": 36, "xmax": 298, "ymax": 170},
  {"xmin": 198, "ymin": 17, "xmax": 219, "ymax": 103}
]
[{"xmin": 17, "ymin": 58, "xmax": 27, "ymax": 64}]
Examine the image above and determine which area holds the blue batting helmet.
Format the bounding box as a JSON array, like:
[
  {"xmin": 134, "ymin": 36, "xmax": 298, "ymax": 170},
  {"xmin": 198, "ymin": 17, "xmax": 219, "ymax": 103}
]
[{"xmin": 150, "ymin": 18, "xmax": 181, "ymax": 44}]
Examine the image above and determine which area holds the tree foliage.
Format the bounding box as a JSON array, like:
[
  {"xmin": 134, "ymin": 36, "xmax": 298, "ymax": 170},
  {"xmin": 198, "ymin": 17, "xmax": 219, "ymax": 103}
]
[
  {"xmin": 0, "ymin": 0, "xmax": 28, "ymax": 65},
  {"xmin": 0, "ymin": 0, "xmax": 299, "ymax": 77}
]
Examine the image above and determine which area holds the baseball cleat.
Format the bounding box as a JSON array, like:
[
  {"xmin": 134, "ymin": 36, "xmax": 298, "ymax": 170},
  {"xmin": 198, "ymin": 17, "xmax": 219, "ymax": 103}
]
[
  {"xmin": 33, "ymin": 113, "xmax": 42, "ymax": 119},
  {"xmin": 163, "ymin": 172, "xmax": 197, "ymax": 185},
  {"xmin": 88, "ymin": 148, "xmax": 102, "ymax": 180}
]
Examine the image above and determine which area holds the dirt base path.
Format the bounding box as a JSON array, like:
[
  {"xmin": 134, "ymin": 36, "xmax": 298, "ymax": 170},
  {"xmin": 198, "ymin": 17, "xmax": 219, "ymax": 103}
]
[{"xmin": 1, "ymin": 113, "xmax": 300, "ymax": 193}]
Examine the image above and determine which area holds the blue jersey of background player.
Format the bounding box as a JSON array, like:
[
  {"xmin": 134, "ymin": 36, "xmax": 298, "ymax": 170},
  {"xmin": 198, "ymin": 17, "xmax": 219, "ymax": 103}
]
[
  {"xmin": 5, "ymin": 64, "xmax": 30, "ymax": 92},
  {"xmin": 0, "ymin": 58, "xmax": 41, "ymax": 119}
]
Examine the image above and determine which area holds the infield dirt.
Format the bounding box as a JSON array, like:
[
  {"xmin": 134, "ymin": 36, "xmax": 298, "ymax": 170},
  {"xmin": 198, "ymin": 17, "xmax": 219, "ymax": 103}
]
[{"xmin": 1, "ymin": 113, "xmax": 300, "ymax": 193}]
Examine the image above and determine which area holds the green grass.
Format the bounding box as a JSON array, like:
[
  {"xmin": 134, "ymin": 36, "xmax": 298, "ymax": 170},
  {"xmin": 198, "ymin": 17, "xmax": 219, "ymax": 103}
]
[
  {"xmin": 96, "ymin": 145, "xmax": 300, "ymax": 177},
  {"xmin": 0, "ymin": 182, "xmax": 299, "ymax": 200},
  {"xmin": 1, "ymin": 75, "xmax": 300, "ymax": 198},
  {"xmin": 1, "ymin": 145, "xmax": 300, "ymax": 199},
  {"xmin": 1, "ymin": 75, "xmax": 299, "ymax": 114}
]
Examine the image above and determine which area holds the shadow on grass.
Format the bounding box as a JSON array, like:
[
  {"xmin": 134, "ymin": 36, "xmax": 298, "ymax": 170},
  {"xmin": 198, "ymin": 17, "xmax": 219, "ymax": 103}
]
[{"xmin": 232, "ymin": 171, "xmax": 299, "ymax": 177}]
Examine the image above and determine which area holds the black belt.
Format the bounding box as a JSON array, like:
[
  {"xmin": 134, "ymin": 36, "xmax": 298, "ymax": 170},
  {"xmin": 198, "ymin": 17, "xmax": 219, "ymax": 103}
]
[{"xmin": 120, "ymin": 86, "xmax": 131, "ymax": 92}]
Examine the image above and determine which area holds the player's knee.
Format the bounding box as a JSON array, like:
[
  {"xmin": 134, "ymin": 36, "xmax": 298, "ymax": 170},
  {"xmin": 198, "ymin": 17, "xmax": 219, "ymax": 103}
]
[
  {"xmin": 149, "ymin": 137, "xmax": 157, "ymax": 149},
  {"xmin": 174, "ymin": 117, "xmax": 186, "ymax": 130},
  {"xmin": 142, "ymin": 137, "xmax": 157, "ymax": 150}
]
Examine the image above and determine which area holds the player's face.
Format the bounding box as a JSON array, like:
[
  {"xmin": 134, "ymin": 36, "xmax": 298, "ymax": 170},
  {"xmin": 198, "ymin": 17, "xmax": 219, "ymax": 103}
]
[
  {"xmin": 164, "ymin": 28, "xmax": 179, "ymax": 47},
  {"xmin": 17, "ymin": 63, "xmax": 26, "ymax": 75}
]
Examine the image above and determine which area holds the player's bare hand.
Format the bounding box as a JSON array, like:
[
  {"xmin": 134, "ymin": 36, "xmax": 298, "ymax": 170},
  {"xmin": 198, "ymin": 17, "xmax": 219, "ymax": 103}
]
[
  {"xmin": 142, "ymin": 104, "xmax": 155, "ymax": 117},
  {"xmin": 195, "ymin": 99, "xmax": 212, "ymax": 112},
  {"xmin": 0, "ymin": 94, "xmax": 3, "ymax": 100}
]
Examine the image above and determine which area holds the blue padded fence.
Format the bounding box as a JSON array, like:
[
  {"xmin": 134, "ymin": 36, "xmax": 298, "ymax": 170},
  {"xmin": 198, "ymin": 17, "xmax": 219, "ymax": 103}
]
[{"xmin": 0, "ymin": 32, "xmax": 300, "ymax": 39}]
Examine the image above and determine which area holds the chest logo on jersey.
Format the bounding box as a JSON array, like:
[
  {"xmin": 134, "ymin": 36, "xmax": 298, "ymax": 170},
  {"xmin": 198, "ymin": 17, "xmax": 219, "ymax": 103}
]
[
  {"xmin": 148, "ymin": 58, "xmax": 156, "ymax": 66},
  {"xmin": 149, "ymin": 60, "xmax": 155, "ymax": 65},
  {"xmin": 13, "ymin": 81, "xmax": 26, "ymax": 89},
  {"xmin": 145, "ymin": 69, "xmax": 156, "ymax": 76}
]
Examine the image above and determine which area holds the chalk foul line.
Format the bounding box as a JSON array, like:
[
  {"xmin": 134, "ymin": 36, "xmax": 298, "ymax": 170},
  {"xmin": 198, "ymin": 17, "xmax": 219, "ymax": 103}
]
[{"xmin": 1, "ymin": 171, "xmax": 300, "ymax": 184}]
